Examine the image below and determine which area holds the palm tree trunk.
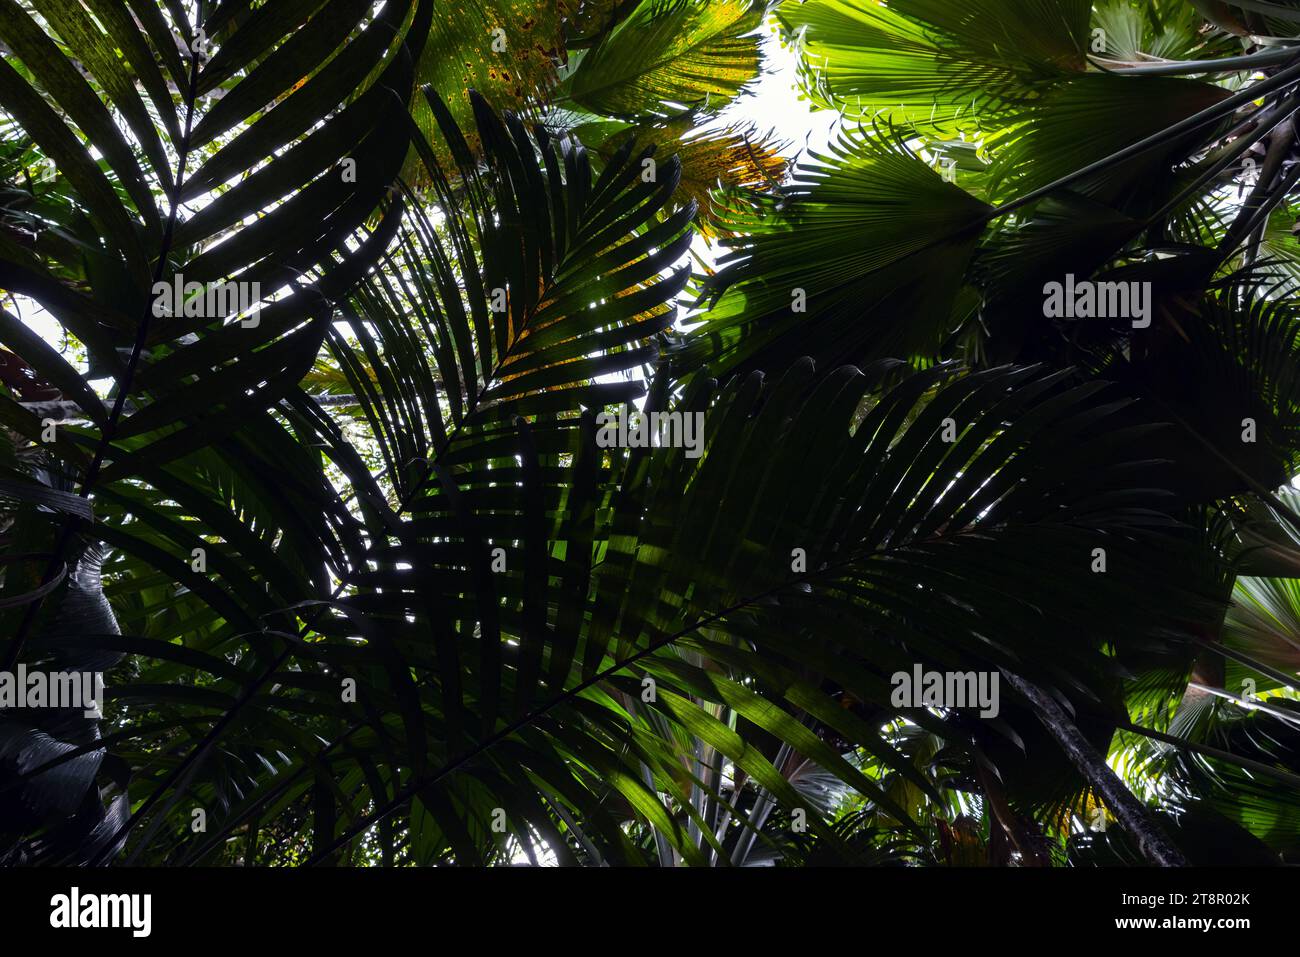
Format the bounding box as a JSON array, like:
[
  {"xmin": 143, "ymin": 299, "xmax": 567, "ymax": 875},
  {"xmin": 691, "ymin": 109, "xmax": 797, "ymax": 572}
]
[
  {"xmin": 974, "ymin": 760, "xmax": 1050, "ymax": 865},
  {"xmin": 1003, "ymin": 672, "xmax": 1187, "ymax": 867}
]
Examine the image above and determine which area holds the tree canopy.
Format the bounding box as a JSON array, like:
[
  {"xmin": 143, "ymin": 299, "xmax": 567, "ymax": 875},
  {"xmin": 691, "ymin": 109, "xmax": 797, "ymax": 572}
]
[{"xmin": 2, "ymin": 0, "xmax": 1299, "ymax": 868}]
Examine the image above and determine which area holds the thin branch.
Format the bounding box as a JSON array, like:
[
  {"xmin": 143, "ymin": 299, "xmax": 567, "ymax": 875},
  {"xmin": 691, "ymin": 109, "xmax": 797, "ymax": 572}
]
[
  {"xmin": 1121, "ymin": 720, "xmax": 1300, "ymax": 788},
  {"xmin": 1142, "ymin": 89, "xmax": 1300, "ymax": 228},
  {"xmin": 1186, "ymin": 682, "xmax": 1300, "ymax": 727},
  {"xmin": 1220, "ymin": 111, "xmax": 1298, "ymax": 256},
  {"xmin": 992, "ymin": 57, "xmax": 1300, "ymax": 221},
  {"xmin": 1186, "ymin": 637, "xmax": 1300, "ymax": 690},
  {"xmin": 1089, "ymin": 46, "xmax": 1299, "ymax": 76}
]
